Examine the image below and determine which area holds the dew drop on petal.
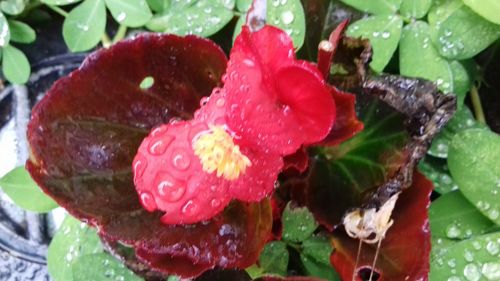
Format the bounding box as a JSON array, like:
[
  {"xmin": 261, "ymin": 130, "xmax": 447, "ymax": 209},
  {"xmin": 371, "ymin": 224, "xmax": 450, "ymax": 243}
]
[
  {"xmin": 182, "ymin": 200, "xmax": 198, "ymax": 216},
  {"xmin": 148, "ymin": 136, "xmax": 174, "ymax": 155},
  {"xmin": 211, "ymin": 198, "xmax": 221, "ymax": 208},
  {"xmin": 140, "ymin": 192, "xmax": 157, "ymax": 212},
  {"xmin": 172, "ymin": 149, "xmax": 191, "ymax": 170}
]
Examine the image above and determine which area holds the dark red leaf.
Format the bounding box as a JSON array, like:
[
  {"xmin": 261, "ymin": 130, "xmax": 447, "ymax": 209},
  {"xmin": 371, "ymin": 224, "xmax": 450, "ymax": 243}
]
[
  {"xmin": 330, "ymin": 171, "xmax": 433, "ymax": 281},
  {"xmin": 26, "ymin": 33, "xmax": 273, "ymax": 278}
]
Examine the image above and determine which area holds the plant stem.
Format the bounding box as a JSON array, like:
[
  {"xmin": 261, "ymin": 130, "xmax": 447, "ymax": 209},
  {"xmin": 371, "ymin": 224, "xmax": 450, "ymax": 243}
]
[
  {"xmin": 112, "ymin": 25, "xmax": 127, "ymax": 44},
  {"xmin": 46, "ymin": 4, "xmax": 68, "ymax": 17},
  {"xmin": 470, "ymin": 84, "xmax": 486, "ymax": 124},
  {"xmin": 101, "ymin": 33, "xmax": 112, "ymax": 48}
]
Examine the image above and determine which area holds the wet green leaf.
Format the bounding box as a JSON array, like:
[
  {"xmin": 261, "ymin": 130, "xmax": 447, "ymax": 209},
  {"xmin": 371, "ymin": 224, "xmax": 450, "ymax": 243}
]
[
  {"xmin": 418, "ymin": 156, "xmax": 458, "ymax": 194},
  {"xmin": 236, "ymin": 0, "xmax": 251, "ymax": 12},
  {"xmin": 0, "ymin": 12, "xmax": 11, "ymax": 47},
  {"xmin": 463, "ymin": 0, "xmax": 500, "ymax": 25},
  {"xmin": 300, "ymin": 254, "xmax": 340, "ymax": 280},
  {"xmin": 41, "ymin": 0, "xmax": 83, "ymax": 5},
  {"xmin": 282, "ymin": 202, "xmax": 318, "ymax": 243},
  {"xmin": 0, "ymin": 166, "xmax": 58, "ymax": 212},
  {"xmin": 301, "ymin": 235, "xmax": 333, "ymax": 266},
  {"xmin": 400, "ymin": 0, "xmax": 431, "ymax": 19},
  {"xmin": 428, "ymin": 107, "xmax": 484, "ymax": 158},
  {"xmin": 146, "ymin": 0, "xmax": 233, "ymax": 37},
  {"xmin": 2, "ymin": 44, "xmax": 30, "ymax": 84},
  {"xmin": 258, "ymin": 241, "xmax": 289, "ymax": 276},
  {"xmin": 448, "ymin": 129, "xmax": 500, "ymax": 226},
  {"xmin": 432, "ymin": 3, "xmax": 500, "ymax": 59},
  {"xmin": 347, "ymin": 15, "xmax": 403, "ymax": 72},
  {"xmin": 48, "ymin": 216, "xmax": 103, "ymax": 281},
  {"xmin": 400, "ymin": 21, "xmax": 453, "ymax": 94},
  {"xmin": 339, "ymin": 0, "xmax": 402, "ymax": 15},
  {"xmin": 0, "ymin": 0, "xmax": 26, "ymax": 15},
  {"xmin": 104, "ymin": 0, "xmax": 152, "ymax": 27},
  {"xmin": 62, "ymin": 0, "xmax": 106, "ymax": 52},
  {"xmin": 71, "ymin": 253, "xmax": 142, "ymax": 281},
  {"xmin": 233, "ymin": 0, "xmax": 306, "ymax": 49},
  {"xmin": 8, "ymin": 20, "xmax": 36, "ymax": 44},
  {"xmin": 146, "ymin": 0, "xmax": 169, "ymax": 12},
  {"xmin": 430, "ymin": 232, "xmax": 500, "ymax": 281}
]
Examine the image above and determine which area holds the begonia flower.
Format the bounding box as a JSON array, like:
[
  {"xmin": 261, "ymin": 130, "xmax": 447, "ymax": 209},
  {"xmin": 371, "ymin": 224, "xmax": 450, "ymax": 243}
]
[{"xmin": 133, "ymin": 25, "xmax": 336, "ymax": 224}]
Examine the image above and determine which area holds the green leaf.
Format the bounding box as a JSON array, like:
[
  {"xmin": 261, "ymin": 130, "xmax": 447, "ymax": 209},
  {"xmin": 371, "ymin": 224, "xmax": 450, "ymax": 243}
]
[
  {"xmin": 448, "ymin": 129, "xmax": 500, "ymax": 226},
  {"xmin": 2, "ymin": 44, "xmax": 30, "ymax": 84},
  {"xmin": 346, "ymin": 15, "xmax": 403, "ymax": 72},
  {"xmin": 236, "ymin": 0, "xmax": 251, "ymax": 12},
  {"xmin": 48, "ymin": 216, "xmax": 103, "ymax": 281},
  {"xmin": 71, "ymin": 253, "xmax": 142, "ymax": 281},
  {"xmin": 0, "ymin": 12, "xmax": 10, "ymax": 47},
  {"xmin": 300, "ymin": 254, "xmax": 341, "ymax": 281},
  {"xmin": 339, "ymin": 0, "xmax": 402, "ymax": 15},
  {"xmin": 104, "ymin": 0, "xmax": 152, "ymax": 28},
  {"xmin": 428, "ymin": 106, "xmax": 484, "ymax": 158},
  {"xmin": 400, "ymin": 0, "xmax": 432, "ymax": 19},
  {"xmin": 301, "ymin": 235, "xmax": 333, "ymax": 266},
  {"xmin": 233, "ymin": 0, "xmax": 306, "ymax": 49},
  {"xmin": 8, "ymin": 20, "xmax": 36, "ymax": 44},
  {"xmin": 430, "ymin": 191, "xmax": 498, "ymax": 244},
  {"xmin": 146, "ymin": 0, "xmax": 169, "ymax": 12},
  {"xmin": 449, "ymin": 60, "xmax": 472, "ymax": 106},
  {"xmin": 400, "ymin": 21, "xmax": 454, "ymax": 94},
  {"xmin": 432, "ymin": 4, "xmax": 500, "ymax": 60},
  {"xmin": 258, "ymin": 241, "xmax": 289, "ymax": 276},
  {"xmin": 0, "ymin": 166, "xmax": 58, "ymax": 212},
  {"xmin": 41, "ymin": 0, "xmax": 83, "ymax": 5},
  {"xmin": 430, "ymin": 232, "xmax": 500, "ymax": 281},
  {"xmin": 146, "ymin": 0, "xmax": 233, "ymax": 37},
  {"xmin": 62, "ymin": 0, "xmax": 106, "ymax": 52},
  {"xmin": 0, "ymin": 0, "xmax": 26, "ymax": 15},
  {"xmin": 418, "ymin": 156, "xmax": 458, "ymax": 194},
  {"xmin": 463, "ymin": 0, "xmax": 500, "ymax": 25},
  {"xmin": 282, "ymin": 202, "xmax": 318, "ymax": 243}
]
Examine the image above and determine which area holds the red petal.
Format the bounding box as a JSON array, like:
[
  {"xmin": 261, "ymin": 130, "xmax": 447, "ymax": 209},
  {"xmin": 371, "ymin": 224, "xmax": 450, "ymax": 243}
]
[
  {"xmin": 321, "ymin": 87, "xmax": 364, "ymax": 146},
  {"xmin": 283, "ymin": 146, "xmax": 309, "ymax": 173},
  {"xmin": 330, "ymin": 171, "xmax": 432, "ymax": 281},
  {"xmin": 133, "ymin": 120, "xmax": 232, "ymax": 224},
  {"xmin": 228, "ymin": 145, "xmax": 283, "ymax": 202},
  {"xmin": 225, "ymin": 26, "xmax": 335, "ymax": 155}
]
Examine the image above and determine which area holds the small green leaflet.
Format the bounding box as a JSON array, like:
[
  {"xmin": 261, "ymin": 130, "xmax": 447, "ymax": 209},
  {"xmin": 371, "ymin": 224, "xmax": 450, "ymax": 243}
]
[
  {"xmin": 0, "ymin": 166, "xmax": 58, "ymax": 212},
  {"xmin": 62, "ymin": 0, "xmax": 106, "ymax": 52},
  {"xmin": 399, "ymin": 0, "xmax": 432, "ymax": 19},
  {"xmin": 430, "ymin": 232, "xmax": 500, "ymax": 281},
  {"xmin": 2, "ymin": 44, "xmax": 31, "ymax": 84},
  {"xmin": 301, "ymin": 235, "xmax": 334, "ymax": 266},
  {"xmin": 146, "ymin": 0, "xmax": 233, "ymax": 37},
  {"xmin": 300, "ymin": 254, "xmax": 340, "ymax": 281},
  {"xmin": 146, "ymin": 0, "xmax": 169, "ymax": 13},
  {"xmin": 233, "ymin": 0, "xmax": 306, "ymax": 50},
  {"xmin": 282, "ymin": 202, "xmax": 318, "ymax": 243},
  {"xmin": 347, "ymin": 15, "xmax": 403, "ymax": 72},
  {"xmin": 8, "ymin": 20, "xmax": 36, "ymax": 44},
  {"xmin": 448, "ymin": 129, "xmax": 500, "ymax": 226},
  {"xmin": 339, "ymin": 0, "xmax": 402, "ymax": 15},
  {"xmin": 48, "ymin": 216, "xmax": 103, "ymax": 281},
  {"xmin": 258, "ymin": 241, "xmax": 289, "ymax": 276},
  {"xmin": 0, "ymin": 12, "xmax": 10, "ymax": 47},
  {"xmin": 71, "ymin": 253, "xmax": 142, "ymax": 281},
  {"xmin": 463, "ymin": 0, "xmax": 500, "ymax": 25},
  {"xmin": 0, "ymin": 0, "xmax": 26, "ymax": 16},
  {"xmin": 418, "ymin": 156, "xmax": 458, "ymax": 194},
  {"xmin": 104, "ymin": 0, "xmax": 152, "ymax": 28}
]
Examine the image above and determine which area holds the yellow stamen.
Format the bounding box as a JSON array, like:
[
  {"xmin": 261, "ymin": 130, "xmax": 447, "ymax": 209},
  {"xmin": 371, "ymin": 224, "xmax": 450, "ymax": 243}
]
[{"xmin": 193, "ymin": 126, "xmax": 251, "ymax": 180}]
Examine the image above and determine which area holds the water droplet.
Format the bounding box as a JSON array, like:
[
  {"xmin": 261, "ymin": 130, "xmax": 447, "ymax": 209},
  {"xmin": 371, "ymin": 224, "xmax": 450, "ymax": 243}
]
[
  {"xmin": 481, "ymin": 262, "xmax": 500, "ymax": 280},
  {"xmin": 211, "ymin": 198, "xmax": 221, "ymax": 208},
  {"xmin": 148, "ymin": 136, "xmax": 174, "ymax": 155},
  {"xmin": 373, "ymin": 31, "xmax": 380, "ymax": 37},
  {"xmin": 382, "ymin": 31, "xmax": 391, "ymax": 39},
  {"xmin": 486, "ymin": 241, "xmax": 499, "ymax": 255},
  {"xmin": 488, "ymin": 209, "xmax": 499, "ymax": 220},
  {"xmin": 200, "ymin": 96, "xmax": 210, "ymax": 106},
  {"xmin": 116, "ymin": 12, "xmax": 126, "ymax": 22},
  {"xmin": 447, "ymin": 276, "xmax": 461, "ymax": 281},
  {"xmin": 77, "ymin": 23, "xmax": 89, "ymax": 31},
  {"xmin": 464, "ymin": 249, "xmax": 474, "ymax": 262},
  {"xmin": 281, "ymin": 11, "xmax": 294, "ymax": 24},
  {"xmin": 448, "ymin": 258, "xmax": 457, "ymax": 268},
  {"xmin": 204, "ymin": 7, "xmax": 212, "ymax": 13},
  {"xmin": 182, "ymin": 200, "xmax": 198, "ymax": 215},
  {"xmin": 446, "ymin": 224, "xmax": 461, "ymax": 238},
  {"xmin": 172, "ymin": 149, "xmax": 190, "ymax": 170},
  {"xmin": 157, "ymin": 175, "xmax": 185, "ymax": 202},
  {"xmin": 104, "ymin": 268, "xmax": 115, "ymax": 277},
  {"xmin": 140, "ymin": 192, "xmax": 157, "ymax": 211},
  {"xmin": 472, "ymin": 241, "xmax": 482, "ymax": 250},
  {"xmin": 133, "ymin": 157, "xmax": 147, "ymax": 183},
  {"xmin": 463, "ymin": 263, "xmax": 480, "ymax": 281},
  {"xmin": 283, "ymin": 105, "xmax": 292, "ymax": 116},
  {"xmin": 216, "ymin": 98, "xmax": 225, "ymax": 107}
]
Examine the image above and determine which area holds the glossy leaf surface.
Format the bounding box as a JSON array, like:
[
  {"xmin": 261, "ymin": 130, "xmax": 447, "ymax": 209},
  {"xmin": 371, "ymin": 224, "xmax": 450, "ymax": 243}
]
[
  {"xmin": 331, "ymin": 172, "xmax": 433, "ymax": 281},
  {"xmin": 339, "ymin": 0, "xmax": 401, "ymax": 15},
  {"xmin": 104, "ymin": 0, "xmax": 153, "ymax": 27}
]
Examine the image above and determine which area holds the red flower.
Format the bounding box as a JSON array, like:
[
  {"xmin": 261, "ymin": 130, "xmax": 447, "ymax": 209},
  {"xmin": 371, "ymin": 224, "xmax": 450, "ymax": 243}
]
[{"xmin": 133, "ymin": 26, "xmax": 335, "ymax": 224}]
